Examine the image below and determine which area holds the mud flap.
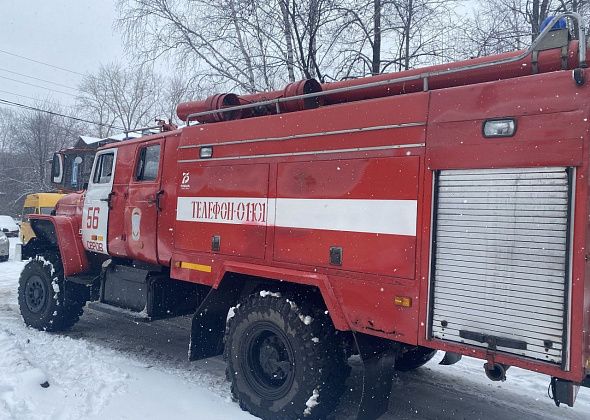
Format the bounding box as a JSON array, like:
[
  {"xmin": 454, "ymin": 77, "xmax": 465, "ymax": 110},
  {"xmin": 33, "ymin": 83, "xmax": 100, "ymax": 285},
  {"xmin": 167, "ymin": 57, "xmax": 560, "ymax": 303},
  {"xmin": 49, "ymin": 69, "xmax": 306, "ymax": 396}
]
[
  {"xmin": 188, "ymin": 282, "xmax": 241, "ymax": 361},
  {"xmin": 353, "ymin": 332, "xmax": 398, "ymax": 420}
]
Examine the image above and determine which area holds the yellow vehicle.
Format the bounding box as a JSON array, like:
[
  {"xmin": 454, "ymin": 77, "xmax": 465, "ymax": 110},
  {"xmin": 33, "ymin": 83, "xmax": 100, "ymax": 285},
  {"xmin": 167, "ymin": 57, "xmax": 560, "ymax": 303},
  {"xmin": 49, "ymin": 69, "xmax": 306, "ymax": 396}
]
[{"xmin": 21, "ymin": 193, "xmax": 64, "ymax": 244}]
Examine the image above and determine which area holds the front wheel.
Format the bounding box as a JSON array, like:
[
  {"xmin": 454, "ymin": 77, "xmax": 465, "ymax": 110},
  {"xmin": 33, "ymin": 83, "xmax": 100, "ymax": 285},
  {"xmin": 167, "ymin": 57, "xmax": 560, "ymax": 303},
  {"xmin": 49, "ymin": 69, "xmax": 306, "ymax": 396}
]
[
  {"xmin": 18, "ymin": 253, "xmax": 85, "ymax": 331},
  {"xmin": 225, "ymin": 292, "xmax": 349, "ymax": 419}
]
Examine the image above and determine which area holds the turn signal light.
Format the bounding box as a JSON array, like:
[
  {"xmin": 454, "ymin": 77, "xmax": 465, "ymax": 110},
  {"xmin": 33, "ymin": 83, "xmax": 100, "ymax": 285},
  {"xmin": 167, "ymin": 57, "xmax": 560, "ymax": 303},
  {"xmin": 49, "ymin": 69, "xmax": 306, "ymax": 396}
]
[{"xmin": 394, "ymin": 296, "xmax": 412, "ymax": 307}]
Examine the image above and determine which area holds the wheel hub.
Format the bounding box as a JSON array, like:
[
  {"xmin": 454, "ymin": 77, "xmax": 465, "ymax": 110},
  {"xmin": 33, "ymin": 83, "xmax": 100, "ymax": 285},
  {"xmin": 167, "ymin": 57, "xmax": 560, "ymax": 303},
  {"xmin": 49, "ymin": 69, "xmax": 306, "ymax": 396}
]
[
  {"xmin": 24, "ymin": 275, "xmax": 47, "ymax": 313},
  {"xmin": 243, "ymin": 323, "xmax": 295, "ymax": 399},
  {"xmin": 258, "ymin": 336, "xmax": 290, "ymax": 380}
]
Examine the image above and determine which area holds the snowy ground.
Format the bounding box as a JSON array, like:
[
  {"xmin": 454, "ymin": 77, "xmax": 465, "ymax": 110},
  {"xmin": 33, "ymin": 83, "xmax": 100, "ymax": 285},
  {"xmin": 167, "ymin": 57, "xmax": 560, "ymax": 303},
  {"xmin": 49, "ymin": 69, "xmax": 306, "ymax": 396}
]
[{"xmin": 0, "ymin": 239, "xmax": 588, "ymax": 420}]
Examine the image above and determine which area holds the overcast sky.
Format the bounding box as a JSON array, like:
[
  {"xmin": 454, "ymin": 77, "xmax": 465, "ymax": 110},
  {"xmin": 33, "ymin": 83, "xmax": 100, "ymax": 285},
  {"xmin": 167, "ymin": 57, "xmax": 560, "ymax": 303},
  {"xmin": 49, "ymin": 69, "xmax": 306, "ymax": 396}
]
[{"xmin": 0, "ymin": 0, "xmax": 123, "ymax": 108}]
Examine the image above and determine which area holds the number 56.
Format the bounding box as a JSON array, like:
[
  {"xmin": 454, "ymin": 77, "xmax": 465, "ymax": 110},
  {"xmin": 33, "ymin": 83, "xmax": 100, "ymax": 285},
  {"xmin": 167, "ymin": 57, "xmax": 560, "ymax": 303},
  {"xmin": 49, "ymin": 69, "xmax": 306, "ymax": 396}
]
[{"xmin": 86, "ymin": 207, "xmax": 100, "ymax": 229}]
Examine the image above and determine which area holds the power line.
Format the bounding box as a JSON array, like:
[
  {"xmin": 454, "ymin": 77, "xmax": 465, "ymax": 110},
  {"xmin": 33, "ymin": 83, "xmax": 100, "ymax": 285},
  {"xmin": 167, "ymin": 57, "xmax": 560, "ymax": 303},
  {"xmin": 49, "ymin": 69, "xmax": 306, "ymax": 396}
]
[
  {"xmin": 0, "ymin": 75, "xmax": 78, "ymax": 97},
  {"xmin": 0, "ymin": 67, "xmax": 79, "ymax": 91},
  {"xmin": 0, "ymin": 48, "xmax": 85, "ymax": 77},
  {"xmin": 0, "ymin": 89, "xmax": 42, "ymax": 102},
  {"xmin": 0, "ymin": 89, "xmax": 80, "ymax": 113},
  {"xmin": 0, "ymin": 97, "xmax": 125, "ymax": 130}
]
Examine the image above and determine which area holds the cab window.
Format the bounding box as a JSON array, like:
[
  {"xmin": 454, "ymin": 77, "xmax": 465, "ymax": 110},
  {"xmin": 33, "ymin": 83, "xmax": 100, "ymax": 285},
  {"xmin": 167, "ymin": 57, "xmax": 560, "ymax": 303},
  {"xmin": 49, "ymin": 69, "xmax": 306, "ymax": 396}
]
[
  {"xmin": 22, "ymin": 207, "xmax": 37, "ymax": 222},
  {"xmin": 135, "ymin": 145, "xmax": 161, "ymax": 182},
  {"xmin": 93, "ymin": 153, "xmax": 114, "ymax": 184}
]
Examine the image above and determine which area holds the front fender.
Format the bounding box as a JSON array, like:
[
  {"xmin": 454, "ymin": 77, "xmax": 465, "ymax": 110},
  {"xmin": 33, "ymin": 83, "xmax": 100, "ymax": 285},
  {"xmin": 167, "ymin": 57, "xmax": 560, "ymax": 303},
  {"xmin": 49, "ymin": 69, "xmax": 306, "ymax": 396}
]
[{"xmin": 29, "ymin": 215, "xmax": 89, "ymax": 276}]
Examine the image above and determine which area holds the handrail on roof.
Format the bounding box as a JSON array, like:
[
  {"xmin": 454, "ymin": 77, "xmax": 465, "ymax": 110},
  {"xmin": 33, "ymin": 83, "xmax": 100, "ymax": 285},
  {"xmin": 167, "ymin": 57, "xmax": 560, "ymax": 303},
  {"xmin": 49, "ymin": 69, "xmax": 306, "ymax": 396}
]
[{"xmin": 185, "ymin": 12, "xmax": 587, "ymax": 125}]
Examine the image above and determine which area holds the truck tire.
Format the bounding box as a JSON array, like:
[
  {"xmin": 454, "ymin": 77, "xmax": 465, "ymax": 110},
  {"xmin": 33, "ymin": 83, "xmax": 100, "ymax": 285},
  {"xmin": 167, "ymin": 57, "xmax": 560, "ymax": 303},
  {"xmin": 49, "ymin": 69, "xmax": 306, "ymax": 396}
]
[
  {"xmin": 18, "ymin": 253, "xmax": 85, "ymax": 331},
  {"xmin": 224, "ymin": 292, "xmax": 349, "ymax": 420},
  {"xmin": 395, "ymin": 346, "xmax": 437, "ymax": 372},
  {"xmin": 0, "ymin": 255, "xmax": 8, "ymax": 262}
]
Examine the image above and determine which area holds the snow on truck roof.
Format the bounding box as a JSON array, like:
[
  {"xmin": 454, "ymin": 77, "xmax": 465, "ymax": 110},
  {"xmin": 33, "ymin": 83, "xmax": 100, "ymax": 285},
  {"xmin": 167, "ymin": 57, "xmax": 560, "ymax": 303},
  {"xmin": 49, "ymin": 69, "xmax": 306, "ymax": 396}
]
[{"xmin": 79, "ymin": 135, "xmax": 103, "ymax": 145}]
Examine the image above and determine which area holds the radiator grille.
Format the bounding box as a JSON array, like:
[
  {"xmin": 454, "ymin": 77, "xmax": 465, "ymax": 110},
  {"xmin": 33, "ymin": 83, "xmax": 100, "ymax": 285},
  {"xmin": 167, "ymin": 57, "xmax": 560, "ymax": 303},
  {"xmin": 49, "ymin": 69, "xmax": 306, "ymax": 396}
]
[{"xmin": 431, "ymin": 167, "xmax": 571, "ymax": 364}]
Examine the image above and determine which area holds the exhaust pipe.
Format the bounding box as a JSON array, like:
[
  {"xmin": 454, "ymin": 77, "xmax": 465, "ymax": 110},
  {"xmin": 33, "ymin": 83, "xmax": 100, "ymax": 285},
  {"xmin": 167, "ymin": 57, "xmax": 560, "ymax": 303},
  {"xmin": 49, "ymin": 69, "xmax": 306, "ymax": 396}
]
[{"xmin": 484, "ymin": 362, "xmax": 510, "ymax": 382}]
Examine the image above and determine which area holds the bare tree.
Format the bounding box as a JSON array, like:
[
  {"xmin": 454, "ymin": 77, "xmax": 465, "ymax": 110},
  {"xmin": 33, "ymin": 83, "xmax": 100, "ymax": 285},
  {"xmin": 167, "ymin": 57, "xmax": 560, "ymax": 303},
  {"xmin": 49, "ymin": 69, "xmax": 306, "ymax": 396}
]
[
  {"xmin": 460, "ymin": 0, "xmax": 590, "ymax": 58},
  {"xmin": 77, "ymin": 63, "xmax": 162, "ymax": 135},
  {"xmin": 117, "ymin": 0, "xmax": 275, "ymax": 92},
  {"xmin": 118, "ymin": 0, "xmax": 590, "ymax": 98},
  {"xmin": 325, "ymin": 0, "xmax": 459, "ymax": 79},
  {"xmin": 16, "ymin": 103, "xmax": 83, "ymax": 192},
  {"xmin": 0, "ymin": 108, "xmax": 14, "ymax": 155},
  {"xmin": 117, "ymin": 0, "xmax": 357, "ymax": 88},
  {"xmin": 0, "ymin": 102, "xmax": 85, "ymax": 215},
  {"xmin": 454, "ymin": 2, "xmax": 530, "ymax": 59},
  {"xmin": 161, "ymin": 72, "xmax": 196, "ymax": 124}
]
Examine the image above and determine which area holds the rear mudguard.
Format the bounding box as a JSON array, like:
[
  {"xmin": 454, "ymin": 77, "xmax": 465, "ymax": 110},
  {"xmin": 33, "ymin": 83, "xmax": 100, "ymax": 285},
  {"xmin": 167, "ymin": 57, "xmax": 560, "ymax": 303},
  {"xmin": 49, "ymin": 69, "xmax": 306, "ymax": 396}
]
[
  {"xmin": 189, "ymin": 281, "xmax": 242, "ymax": 360},
  {"xmin": 353, "ymin": 333, "xmax": 398, "ymax": 420},
  {"xmin": 26, "ymin": 215, "xmax": 89, "ymax": 276}
]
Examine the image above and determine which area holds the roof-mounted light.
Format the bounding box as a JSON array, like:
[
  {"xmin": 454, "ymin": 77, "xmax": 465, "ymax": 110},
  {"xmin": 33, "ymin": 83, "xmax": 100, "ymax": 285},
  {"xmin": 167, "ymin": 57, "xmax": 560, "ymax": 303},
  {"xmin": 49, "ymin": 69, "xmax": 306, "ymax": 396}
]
[
  {"xmin": 483, "ymin": 118, "xmax": 516, "ymax": 138},
  {"xmin": 540, "ymin": 16, "xmax": 567, "ymax": 32}
]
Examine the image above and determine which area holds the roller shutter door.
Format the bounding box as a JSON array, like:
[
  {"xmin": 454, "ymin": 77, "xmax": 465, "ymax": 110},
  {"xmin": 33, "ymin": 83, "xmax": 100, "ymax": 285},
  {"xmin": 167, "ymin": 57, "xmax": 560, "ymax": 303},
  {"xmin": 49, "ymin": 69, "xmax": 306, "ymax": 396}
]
[{"xmin": 430, "ymin": 167, "xmax": 571, "ymax": 365}]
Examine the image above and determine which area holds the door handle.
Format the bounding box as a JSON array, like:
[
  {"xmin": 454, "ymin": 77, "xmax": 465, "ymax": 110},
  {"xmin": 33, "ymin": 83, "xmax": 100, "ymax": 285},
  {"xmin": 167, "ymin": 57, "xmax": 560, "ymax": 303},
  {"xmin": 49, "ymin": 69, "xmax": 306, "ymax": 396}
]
[
  {"xmin": 147, "ymin": 190, "xmax": 165, "ymax": 212},
  {"xmin": 100, "ymin": 192, "xmax": 115, "ymax": 209}
]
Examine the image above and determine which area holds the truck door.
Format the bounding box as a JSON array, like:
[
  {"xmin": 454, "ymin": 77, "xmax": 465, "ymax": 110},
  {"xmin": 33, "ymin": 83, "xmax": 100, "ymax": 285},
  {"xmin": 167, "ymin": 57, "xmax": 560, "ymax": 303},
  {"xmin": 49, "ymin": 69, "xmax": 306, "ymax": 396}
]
[
  {"xmin": 82, "ymin": 149, "xmax": 117, "ymax": 254},
  {"xmin": 125, "ymin": 140, "xmax": 163, "ymax": 264}
]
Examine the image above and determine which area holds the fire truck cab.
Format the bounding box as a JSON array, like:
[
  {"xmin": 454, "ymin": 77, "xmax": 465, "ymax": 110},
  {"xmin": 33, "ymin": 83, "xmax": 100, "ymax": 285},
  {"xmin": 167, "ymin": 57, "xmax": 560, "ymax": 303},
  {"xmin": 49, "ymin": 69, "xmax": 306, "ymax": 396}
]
[{"xmin": 19, "ymin": 13, "xmax": 590, "ymax": 420}]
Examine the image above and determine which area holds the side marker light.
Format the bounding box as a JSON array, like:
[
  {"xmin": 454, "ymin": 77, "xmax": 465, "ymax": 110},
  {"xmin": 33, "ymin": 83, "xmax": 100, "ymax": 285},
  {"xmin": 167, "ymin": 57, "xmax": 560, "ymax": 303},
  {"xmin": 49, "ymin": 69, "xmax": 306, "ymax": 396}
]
[
  {"xmin": 394, "ymin": 296, "xmax": 412, "ymax": 307},
  {"xmin": 200, "ymin": 146, "xmax": 213, "ymax": 159}
]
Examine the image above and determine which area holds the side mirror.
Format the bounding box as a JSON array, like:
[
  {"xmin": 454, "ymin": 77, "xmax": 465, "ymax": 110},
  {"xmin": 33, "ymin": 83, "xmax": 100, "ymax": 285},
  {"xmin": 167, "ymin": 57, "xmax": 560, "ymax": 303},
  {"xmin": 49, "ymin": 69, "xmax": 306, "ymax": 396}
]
[{"xmin": 52, "ymin": 153, "xmax": 64, "ymax": 184}]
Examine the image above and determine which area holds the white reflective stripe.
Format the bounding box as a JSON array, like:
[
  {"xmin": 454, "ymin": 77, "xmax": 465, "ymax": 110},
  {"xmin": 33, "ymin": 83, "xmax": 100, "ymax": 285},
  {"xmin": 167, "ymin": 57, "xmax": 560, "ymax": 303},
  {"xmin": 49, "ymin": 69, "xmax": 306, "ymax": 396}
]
[
  {"xmin": 176, "ymin": 196, "xmax": 417, "ymax": 236},
  {"xmin": 274, "ymin": 198, "xmax": 417, "ymax": 236}
]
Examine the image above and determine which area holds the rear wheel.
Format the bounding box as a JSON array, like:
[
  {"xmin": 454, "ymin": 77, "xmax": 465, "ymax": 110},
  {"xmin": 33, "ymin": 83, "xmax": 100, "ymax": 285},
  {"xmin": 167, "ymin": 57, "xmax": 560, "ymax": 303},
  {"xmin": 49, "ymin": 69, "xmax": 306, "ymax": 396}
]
[
  {"xmin": 395, "ymin": 346, "xmax": 437, "ymax": 371},
  {"xmin": 18, "ymin": 253, "xmax": 86, "ymax": 331},
  {"xmin": 225, "ymin": 292, "xmax": 349, "ymax": 419},
  {"xmin": 0, "ymin": 255, "xmax": 8, "ymax": 262}
]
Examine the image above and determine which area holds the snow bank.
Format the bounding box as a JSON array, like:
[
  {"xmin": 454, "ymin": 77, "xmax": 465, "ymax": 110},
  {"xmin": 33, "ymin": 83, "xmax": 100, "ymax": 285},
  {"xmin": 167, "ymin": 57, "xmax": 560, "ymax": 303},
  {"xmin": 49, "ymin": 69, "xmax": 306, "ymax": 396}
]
[{"xmin": 0, "ymin": 259, "xmax": 254, "ymax": 420}]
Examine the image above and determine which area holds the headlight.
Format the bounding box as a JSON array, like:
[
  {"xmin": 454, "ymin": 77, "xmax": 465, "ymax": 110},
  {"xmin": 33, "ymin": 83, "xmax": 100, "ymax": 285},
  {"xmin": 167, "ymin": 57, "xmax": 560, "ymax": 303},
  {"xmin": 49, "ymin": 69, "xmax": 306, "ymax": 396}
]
[{"xmin": 0, "ymin": 236, "xmax": 7, "ymax": 243}]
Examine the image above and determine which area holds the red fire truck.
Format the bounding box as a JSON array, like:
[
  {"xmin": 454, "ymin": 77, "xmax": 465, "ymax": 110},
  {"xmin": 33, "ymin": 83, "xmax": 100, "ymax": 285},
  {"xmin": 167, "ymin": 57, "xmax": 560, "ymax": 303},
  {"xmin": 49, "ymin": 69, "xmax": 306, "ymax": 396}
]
[{"xmin": 18, "ymin": 13, "xmax": 589, "ymax": 419}]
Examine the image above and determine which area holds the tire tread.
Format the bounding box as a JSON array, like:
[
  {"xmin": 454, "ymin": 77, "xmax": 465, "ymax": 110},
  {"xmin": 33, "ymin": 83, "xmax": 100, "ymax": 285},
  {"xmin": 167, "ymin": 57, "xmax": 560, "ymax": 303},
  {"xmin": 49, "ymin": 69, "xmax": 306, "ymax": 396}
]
[{"xmin": 224, "ymin": 292, "xmax": 349, "ymax": 419}]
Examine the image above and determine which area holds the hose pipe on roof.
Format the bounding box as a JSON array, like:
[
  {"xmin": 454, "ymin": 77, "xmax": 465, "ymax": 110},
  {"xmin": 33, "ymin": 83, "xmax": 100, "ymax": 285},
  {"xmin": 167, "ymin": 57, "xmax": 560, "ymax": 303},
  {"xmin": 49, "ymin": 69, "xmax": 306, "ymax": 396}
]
[{"xmin": 176, "ymin": 93, "xmax": 241, "ymax": 124}]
